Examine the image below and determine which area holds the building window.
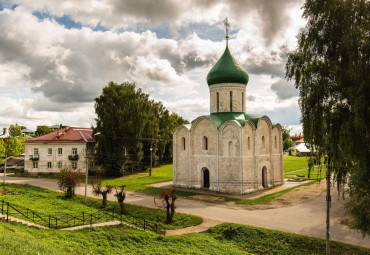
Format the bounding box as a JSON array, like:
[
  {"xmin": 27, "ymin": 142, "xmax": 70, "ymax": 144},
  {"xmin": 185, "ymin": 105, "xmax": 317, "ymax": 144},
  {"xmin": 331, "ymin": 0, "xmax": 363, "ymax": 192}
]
[
  {"xmin": 228, "ymin": 141, "xmax": 233, "ymax": 156},
  {"xmin": 203, "ymin": 136, "xmax": 208, "ymax": 150},
  {"xmin": 216, "ymin": 92, "xmax": 219, "ymax": 112},
  {"xmin": 58, "ymin": 162, "xmax": 62, "ymax": 169},
  {"xmin": 242, "ymin": 92, "xmax": 244, "ymax": 111},
  {"xmin": 275, "ymin": 136, "xmax": 277, "ymax": 149},
  {"xmin": 72, "ymin": 162, "xmax": 77, "ymax": 170},
  {"xmin": 72, "ymin": 148, "xmax": 77, "ymax": 155},
  {"xmin": 230, "ymin": 91, "xmax": 233, "ymax": 112},
  {"xmin": 58, "ymin": 148, "xmax": 63, "ymax": 155},
  {"xmin": 33, "ymin": 148, "xmax": 38, "ymax": 155},
  {"xmin": 48, "ymin": 148, "xmax": 52, "ymax": 155},
  {"xmin": 47, "ymin": 162, "xmax": 52, "ymax": 169},
  {"xmin": 248, "ymin": 137, "xmax": 251, "ymax": 150},
  {"xmin": 33, "ymin": 161, "xmax": 38, "ymax": 169},
  {"xmin": 182, "ymin": 137, "xmax": 186, "ymax": 150},
  {"xmin": 262, "ymin": 136, "xmax": 265, "ymax": 147}
]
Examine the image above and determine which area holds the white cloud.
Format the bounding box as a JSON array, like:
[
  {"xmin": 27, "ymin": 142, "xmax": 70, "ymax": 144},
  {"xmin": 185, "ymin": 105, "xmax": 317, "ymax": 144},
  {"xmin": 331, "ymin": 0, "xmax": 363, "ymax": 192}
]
[{"xmin": 0, "ymin": 1, "xmax": 305, "ymax": 131}]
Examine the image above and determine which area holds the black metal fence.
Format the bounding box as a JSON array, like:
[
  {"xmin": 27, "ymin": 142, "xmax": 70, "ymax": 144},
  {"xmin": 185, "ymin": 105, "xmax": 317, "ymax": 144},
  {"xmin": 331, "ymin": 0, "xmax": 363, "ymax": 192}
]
[{"xmin": 0, "ymin": 200, "xmax": 165, "ymax": 235}]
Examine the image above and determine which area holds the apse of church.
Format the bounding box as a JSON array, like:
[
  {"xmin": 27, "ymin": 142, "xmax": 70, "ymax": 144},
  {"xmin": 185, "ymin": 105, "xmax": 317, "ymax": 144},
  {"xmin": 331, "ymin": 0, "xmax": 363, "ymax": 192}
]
[{"xmin": 173, "ymin": 19, "xmax": 284, "ymax": 194}]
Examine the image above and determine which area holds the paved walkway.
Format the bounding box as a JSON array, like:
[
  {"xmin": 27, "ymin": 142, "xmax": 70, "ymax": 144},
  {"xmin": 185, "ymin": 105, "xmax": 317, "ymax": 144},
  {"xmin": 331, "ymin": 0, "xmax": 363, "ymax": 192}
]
[
  {"xmin": 151, "ymin": 178, "xmax": 310, "ymax": 200},
  {"xmin": 0, "ymin": 213, "xmax": 47, "ymax": 229},
  {"xmin": 4, "ymin": 176, "xmax": 370, "ymax": 248}
]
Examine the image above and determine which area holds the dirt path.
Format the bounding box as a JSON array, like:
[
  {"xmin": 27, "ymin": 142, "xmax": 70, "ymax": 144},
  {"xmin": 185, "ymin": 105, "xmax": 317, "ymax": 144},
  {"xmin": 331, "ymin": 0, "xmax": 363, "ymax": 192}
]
[{"xmin": 165, "ymin": 218, "xmax": 224, "ymax": 236}]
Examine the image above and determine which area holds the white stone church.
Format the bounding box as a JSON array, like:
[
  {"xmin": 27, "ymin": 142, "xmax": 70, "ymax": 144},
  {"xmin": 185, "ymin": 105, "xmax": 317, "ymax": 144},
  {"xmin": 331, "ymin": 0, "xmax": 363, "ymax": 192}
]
[{"xmin": 173, "ymin": 34, "xmax": 284, "ymax": 194}]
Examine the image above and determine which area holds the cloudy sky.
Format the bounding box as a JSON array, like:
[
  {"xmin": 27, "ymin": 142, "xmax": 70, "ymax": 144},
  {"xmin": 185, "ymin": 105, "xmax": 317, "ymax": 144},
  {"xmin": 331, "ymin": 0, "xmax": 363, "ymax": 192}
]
[{"xmin": 0, "ymin": 0, "xmax": 305, "ymax": 134}]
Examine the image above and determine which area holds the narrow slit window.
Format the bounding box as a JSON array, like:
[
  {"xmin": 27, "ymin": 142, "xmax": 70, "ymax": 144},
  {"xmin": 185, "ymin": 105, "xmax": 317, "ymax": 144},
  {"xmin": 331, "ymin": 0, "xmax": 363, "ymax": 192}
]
[
  {"xmin": 228, "ymin": 141, "xmax": 233, "ymax": 156},
  {"xmin": 274, "ymin": 136, "xmax": 277, "ymax": 149},
  {"xmin": 262, "ymin": 136, "xmax": 265, "ymax": 147},
  {"xmin": 182, "ymin": 137, "xmax": 186, "ymax": 150},
  {"xmin": 242, "ymin": 92, "xmax": 244, "ymax": 111},
  {"xmin": 216, "ymin": 92, "xmax": 219, "ymax": 112},
  {"xmin": 203, "ymin": 136, "xmax": 208, "ymax": 150},
  {"xmin": 230, "ymin": 91, "xmax": 233, "ymax": 112}
]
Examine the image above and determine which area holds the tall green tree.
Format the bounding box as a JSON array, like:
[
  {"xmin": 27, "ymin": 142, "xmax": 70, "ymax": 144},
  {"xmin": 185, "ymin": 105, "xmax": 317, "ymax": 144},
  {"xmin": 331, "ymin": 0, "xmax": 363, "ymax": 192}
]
[
  {"xmin": 9, "ymin": 124, "xmax": 22, "ymax": 137},
  {"xmin": 35, "ymin": 126, "xmax": 55, "ymax": 137},
  {"xmin": 286, "ymin": 0, "xmax": 369, "ymax": 237},
  {"xmin": 94, "ymin": 82, "xmax": 150, "ymax": 177},
  {"xmin": 282, "ymin": 126, "xmax": 295, "ymax": 151}
]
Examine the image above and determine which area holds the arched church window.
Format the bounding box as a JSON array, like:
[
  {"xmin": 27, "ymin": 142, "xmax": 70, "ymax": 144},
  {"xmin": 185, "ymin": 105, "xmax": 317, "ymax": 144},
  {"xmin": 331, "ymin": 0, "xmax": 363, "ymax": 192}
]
[
  {"xmin": 274, "ymin": 136, "xmax": 277, "ymax": 149},
  {"xmin": 216, "ymin": 92, "xmax": 219, "ymax": 112},
  {"xmin": 228, "ymin": 141, "xmax": 233, "ymax": 156},
  {"xmin": 230, "ymin": 91, "xmax": 233, "ymax": 112},
  {"xmin": 248, "ymin": 137, "xmax": 251, "ymax": 150},
  {"xmin": 262, "ymin": 136, "xmax": 265, "ymax": 147},
  {"xmin": 182, "ymin": 137, "xmax": 186, "ymax": 150},
  {"xmin": 203, "ymin": 136, "xmax": 208, "ymax": 150}
]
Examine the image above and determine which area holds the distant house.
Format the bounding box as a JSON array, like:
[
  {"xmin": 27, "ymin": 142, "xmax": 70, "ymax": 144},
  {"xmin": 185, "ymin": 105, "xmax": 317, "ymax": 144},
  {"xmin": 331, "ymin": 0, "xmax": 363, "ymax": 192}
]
[
  {"xmin": 290, "ymin": 133, "xmax": 303, "ymax": 142},
  {"xmin": 23, "ymin": 127, "xmax": 95, "ymax": 174},
  {"xmin": 0, "ymin": 157, "xmax": 24, "ymax": 173},
  {"xmin": 21, "ymin": 126, "xmax": 35, "ymax": 138},
  {"xmin": 0, "ymin": 128, "xmax": 9, "ymax": 142},
  {"xmin": 288, "ymin": 143, "xmax": 312, "ymax": 156}
]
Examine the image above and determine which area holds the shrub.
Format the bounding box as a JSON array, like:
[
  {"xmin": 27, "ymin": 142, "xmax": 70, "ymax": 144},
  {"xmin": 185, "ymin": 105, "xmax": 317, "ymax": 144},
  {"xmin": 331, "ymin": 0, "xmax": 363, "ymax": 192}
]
[{"xmin": 57, "ymin": 168, "xmax": 83, "ymax": 198}]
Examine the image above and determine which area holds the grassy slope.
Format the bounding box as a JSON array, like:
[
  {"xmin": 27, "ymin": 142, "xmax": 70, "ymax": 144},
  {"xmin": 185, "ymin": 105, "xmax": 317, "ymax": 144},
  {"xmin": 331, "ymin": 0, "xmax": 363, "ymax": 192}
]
[
  {"xmin": 0, "ymin": 222, "xmax": 368, "ymax": 255},
  {"xmin": 0, "ymin": 183, "xmax": 202, "ymax": 230},
  {"xmin": 283, "ymin": 156, "xmax": 310, "ymax": 172}
]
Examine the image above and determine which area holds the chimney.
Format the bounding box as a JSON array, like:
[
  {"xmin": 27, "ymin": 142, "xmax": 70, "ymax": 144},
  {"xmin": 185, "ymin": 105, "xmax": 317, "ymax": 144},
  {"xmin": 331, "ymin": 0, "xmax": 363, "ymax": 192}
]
[{"xmin": 3, "ymin": 128, "xmax": 6, "ymax": 135}]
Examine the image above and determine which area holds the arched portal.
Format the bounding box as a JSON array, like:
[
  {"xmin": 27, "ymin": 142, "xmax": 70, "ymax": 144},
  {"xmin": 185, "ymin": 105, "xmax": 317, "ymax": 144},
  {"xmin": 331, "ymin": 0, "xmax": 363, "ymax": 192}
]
[
  {"xmin": 262, "ymin": 166, "xmax": 267, "ymax": 188},
  {"xmin": 203, "ymin": 168, "xmax": 210, "ymax": 189}
]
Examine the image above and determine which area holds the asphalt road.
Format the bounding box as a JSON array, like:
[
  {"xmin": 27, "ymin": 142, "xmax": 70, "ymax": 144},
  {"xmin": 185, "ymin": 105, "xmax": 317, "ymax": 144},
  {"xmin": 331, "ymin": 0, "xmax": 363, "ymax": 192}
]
[{"xmin": 4, "ymin": 176, "xmax": 370, "ymax": 249}]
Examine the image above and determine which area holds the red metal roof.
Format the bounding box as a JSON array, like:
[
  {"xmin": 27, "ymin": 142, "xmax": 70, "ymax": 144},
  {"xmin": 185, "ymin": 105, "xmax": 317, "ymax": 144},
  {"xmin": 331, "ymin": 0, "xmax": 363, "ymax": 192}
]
[{"xmin": 23, "ymin": 127, "xmax": 94, "ymax": 144}]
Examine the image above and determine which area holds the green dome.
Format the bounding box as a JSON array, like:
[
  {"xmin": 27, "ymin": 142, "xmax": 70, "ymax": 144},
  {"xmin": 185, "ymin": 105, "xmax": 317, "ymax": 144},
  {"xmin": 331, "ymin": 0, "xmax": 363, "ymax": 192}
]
[{"xmin": 207, "ymin": 46, "xmax": 249, "ymax": 86}]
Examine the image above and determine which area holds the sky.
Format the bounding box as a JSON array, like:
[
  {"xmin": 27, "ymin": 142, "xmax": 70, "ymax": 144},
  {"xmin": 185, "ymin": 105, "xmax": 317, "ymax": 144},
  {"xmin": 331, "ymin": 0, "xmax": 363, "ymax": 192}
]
[{"xmin": 0, "ymin": 0, "xmax": 306, "ymax": 134}]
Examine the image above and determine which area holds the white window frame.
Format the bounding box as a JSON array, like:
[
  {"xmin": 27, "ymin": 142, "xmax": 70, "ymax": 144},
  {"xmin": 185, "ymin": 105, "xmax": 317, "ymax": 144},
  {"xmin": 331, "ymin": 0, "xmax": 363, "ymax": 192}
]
[
  {"xmin": 72, "ymin": 162, "xmax": 77, "ymax": 169},
  {"xmin": 48, "ymin": 148, "xmax": 52, "ymax": 155},
  {"xmin": 33, "ymin": 148, "xmax": 39, "ymax": 155},
  {"xmin": 58, "ymin": 148, "xmax": 63, "ymax": 155},
  {"xmin": 47, "ymin": 162, "xmax": 52, "ymax": 169},
  {"xmin": 72, "ymin": 148, "xmax": 77, "ymax": 155},
  {"xmin": 58, "ymin": 162, "xmax": 62, "ymax": 169},
  {"xmin": 33, "ymin": 161, "xmax": 38, "ymax": 169}
]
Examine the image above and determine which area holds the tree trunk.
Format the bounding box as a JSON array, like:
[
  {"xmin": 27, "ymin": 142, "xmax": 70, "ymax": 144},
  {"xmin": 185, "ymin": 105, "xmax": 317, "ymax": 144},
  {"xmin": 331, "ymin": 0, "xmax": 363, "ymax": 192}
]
[
  {"xmin": 119, "ymin": 202, "xmax": 125, "ymax": 214},
  {"xmin": 102, "ymin": 193, "xmax": 107, "ymax": 208}
]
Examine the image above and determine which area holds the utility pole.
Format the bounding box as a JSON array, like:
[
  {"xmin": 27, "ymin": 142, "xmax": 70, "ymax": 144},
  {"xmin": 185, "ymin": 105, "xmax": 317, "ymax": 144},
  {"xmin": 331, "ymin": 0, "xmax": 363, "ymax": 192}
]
[
  {"xmin": 149, "ymin": 139, "xmax": 153, "ymax": 177},
  {"xmin": 326, "ymin": 153, "xmax": 331, "ymax": 255},
  {"xmin": 84, "ymin": 148, "xmax": 89, "ymax": 204}
]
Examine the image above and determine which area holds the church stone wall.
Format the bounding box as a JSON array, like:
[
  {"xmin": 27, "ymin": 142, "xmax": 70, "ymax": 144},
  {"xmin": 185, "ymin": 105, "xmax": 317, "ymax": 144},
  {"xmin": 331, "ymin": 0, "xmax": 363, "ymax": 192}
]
[
  {"xmin": 173, "ymin": 126, "xmax": 190, "ymax": 187},
  {"xmin": 218, "ymin": 121, "xmax": 242, "ymax": 193},
  {"xmin": 242, "ymin": 122, "xmax": 257, "ymax": 192},
  {"xmin": 272, "ymin": 125, "xmax": 284, "ymax": 185},
  {"xmin": 190, "ymin": 117, "xmax": 218, "ymax": 190},
  {"xmin": 209, "ymin": 83, "xmax": 246, "ymax": 113}
]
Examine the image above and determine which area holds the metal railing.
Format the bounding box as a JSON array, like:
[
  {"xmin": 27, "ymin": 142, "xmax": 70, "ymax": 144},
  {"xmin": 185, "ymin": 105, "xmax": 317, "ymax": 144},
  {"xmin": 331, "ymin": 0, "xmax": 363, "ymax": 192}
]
[{"xmin": 0, "ymin": 200, "xmax": 165, "ymax": 234}]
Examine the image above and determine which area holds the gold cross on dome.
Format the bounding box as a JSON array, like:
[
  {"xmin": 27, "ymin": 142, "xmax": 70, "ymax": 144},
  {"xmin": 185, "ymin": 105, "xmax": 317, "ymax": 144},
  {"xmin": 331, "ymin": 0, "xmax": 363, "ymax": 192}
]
[{"xmin": 223, "ymin": 17, "xmax": 230, "ymax": 40}]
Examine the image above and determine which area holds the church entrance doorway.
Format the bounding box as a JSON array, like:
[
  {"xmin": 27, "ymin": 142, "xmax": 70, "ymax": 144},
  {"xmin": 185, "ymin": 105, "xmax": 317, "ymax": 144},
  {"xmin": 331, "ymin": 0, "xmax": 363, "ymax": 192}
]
[
  {"xmin": 203, "ymin": 168, "xmax": 210, "ymax": 189},
  {"xmin": 262, "ymin": 166, "xmax": 267, "ymax": 188}
]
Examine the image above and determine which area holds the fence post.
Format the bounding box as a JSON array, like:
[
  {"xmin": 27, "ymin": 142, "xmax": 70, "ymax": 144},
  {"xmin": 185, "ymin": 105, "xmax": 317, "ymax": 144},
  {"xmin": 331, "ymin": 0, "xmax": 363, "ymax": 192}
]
[
  {"xmin": 56, "ymin": 217, "xmax": 58, "ymax": 228},
  {"xmin": 143, "ymin": 219, "xmax": 146, "ymax": 231},
  {"xmin": 90, "ymin": 214, "xmax": 92, "ymax": 227},
  {"xmin": 83, "ymin": 212, "xmax": 85, "ymax": 225},
  {"xmin": 155, "ymin": 224, "xmax": 157, "ymax": 234},
  {"xmin": 112, "ymin": 208, "xmax": 114, "ymax": 220},
  {"xmin": 6, "ymin": 202, "xmax": 9, "ymax": 222},
  {"xmin": 49, "ymin": 215, "xmax": 51, "ymax": 228},
  {"xmin": 33, "ymin": 211, "xmax": 34, "ymax": 222},
  {"xmin": 120, "ymin": 213, "xmax": 122, "ymax": 224},
  {"xmin": 27, "ymin": 208, "xmax": 28, "ymax": 218},
  {"xmin": 2, "ymin": 200, "xmax": 4, "ymax": 215}
]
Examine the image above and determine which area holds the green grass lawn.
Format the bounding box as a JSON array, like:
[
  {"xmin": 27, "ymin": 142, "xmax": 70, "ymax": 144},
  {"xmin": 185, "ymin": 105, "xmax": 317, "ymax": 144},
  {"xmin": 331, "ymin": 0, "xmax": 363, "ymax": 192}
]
[
  {"xmin": 0, "ymin": 183, "xmax": 202, "ymax": 230},
  {"xmin": 0, "ymin": 221, "xmax": 368, "ymax": 255},
  {"xmin": 283, "ymin": 155, "xmax": 310, "ymax": 172}
]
